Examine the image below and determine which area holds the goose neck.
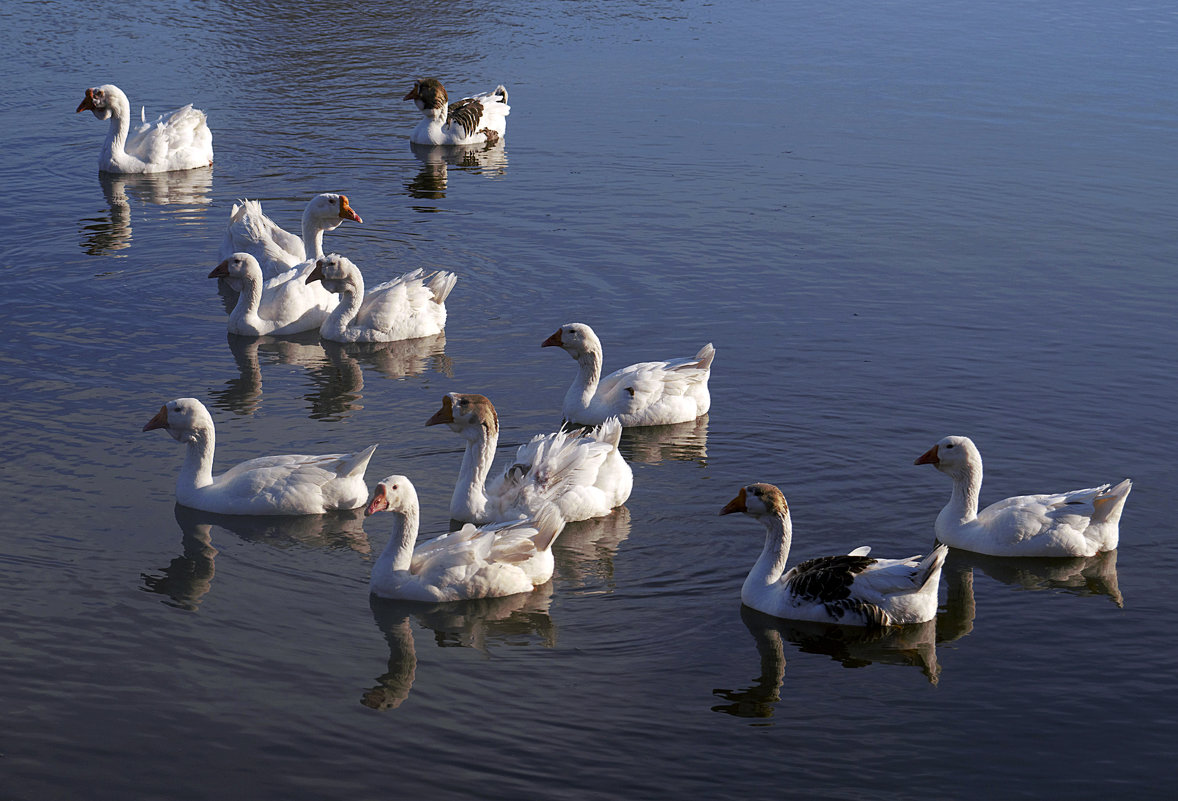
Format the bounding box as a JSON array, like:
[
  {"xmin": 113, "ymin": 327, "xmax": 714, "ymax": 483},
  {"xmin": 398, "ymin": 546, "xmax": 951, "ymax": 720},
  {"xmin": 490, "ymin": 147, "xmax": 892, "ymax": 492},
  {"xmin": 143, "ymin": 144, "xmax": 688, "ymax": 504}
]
[
  {"xmin": 377, "ymin": 507, "xmax": 419, "ymax": 574},
  {"xmin": 946, "ymin": 461, "xmax": 982, "ymax": 524},
  {"xmin": 452, "ymin": 425, "xmax": 498, "ymax": 519},
  {"xmin": 745, "ymin": 513, "xmax": 793, "ymax": 590},
  {"xmin": 178, "ymin": 426, "xmax": 216, "ymax": 494}
]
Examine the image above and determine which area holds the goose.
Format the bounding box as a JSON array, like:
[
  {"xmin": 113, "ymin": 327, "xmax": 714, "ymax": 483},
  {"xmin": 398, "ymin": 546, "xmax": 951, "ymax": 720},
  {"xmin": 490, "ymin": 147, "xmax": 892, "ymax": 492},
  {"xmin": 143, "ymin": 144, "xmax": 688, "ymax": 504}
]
[
  {"xmin": 76, "ymin": 84, "xmax": 213, "ymax": 173},
  {"xmin": 305, "ymin": 254, "xmax": 456, "ymax": 343},
  {"xmin": 209, "ymin": 252, "xmax": 335, "ymax": 336},
  {"xmin": 425, "ymin": 392, "xmax": 633, "ymax": 524},
  {"xmin": 721, "ymin": 483, "xmax": 948, "ymax": 627},
  {"xmin": 403, "ymin": 79, "xmax": 510, "ymax": 146},
  {"xmin": 219, "ymin": 193, "xmax": 363, "ymax": 280},
  {"xmin": 143, "ymin": 397, "xmax": 377, "ymax": 515},
  {"xmin": 542, "ymin": 322, "xmax": 714, "ymax": 427},
  {"xmin": 365, "ymin": 475, "xmax": 565, "ymax": 601},
  {"xmin": 915, "ymin": 435, "xmax": 1132, "ymax": 557}
]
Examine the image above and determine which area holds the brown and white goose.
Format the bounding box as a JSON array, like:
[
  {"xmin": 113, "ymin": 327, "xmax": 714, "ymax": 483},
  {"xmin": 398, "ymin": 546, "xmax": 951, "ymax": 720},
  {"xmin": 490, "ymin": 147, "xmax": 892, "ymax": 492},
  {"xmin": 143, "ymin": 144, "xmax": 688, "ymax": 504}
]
[
  {"xmin": 722, "ymin": 483, "xmax": 947, "ymax": 627},
  {"xmin": 403, "ymin": 79, "xmax": 510, "ymax": 146}
]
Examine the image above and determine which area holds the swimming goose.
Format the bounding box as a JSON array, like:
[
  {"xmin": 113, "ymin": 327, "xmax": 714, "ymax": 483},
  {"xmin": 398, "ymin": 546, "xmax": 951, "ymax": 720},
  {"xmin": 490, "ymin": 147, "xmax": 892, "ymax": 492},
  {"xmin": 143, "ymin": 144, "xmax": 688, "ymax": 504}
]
[
  {"xmin": 542, "ymin": 322, "xmax": 714, "ymax": 426},
  {"xmin": 76, "ymin": 84, "xmax": 213, "ymax": 173},
  {"xmin": 219, "ymin": 193, "xmax": 363, "ymax": 280},
  {"xmin": 143, "ymin": 397, "xmax": 377, "ymax": 515},
  {"xmin": 403, "ymin": 79, "xmax": 510, "ymax": 146},
  {"xmin": 722, "ymin": 483, "xmax": 947, "ymax": 627},
  {"xmin": 305, "ymin": 254, "xmax": 456, "ymax": 343},
  {"xmin": 365, "ymin": 475, "xmax": 565, "ymax": 601},
  {"xmin": 209, "ymin": 253, "xmax": 335, "ymax": 336},
  {"xmin": 425, "ymin": 392, "xmax": 633, "ymax": 524},
  {"xmin": 915, "ymin": 435, "xmax": 1132, "ymax": 557}
]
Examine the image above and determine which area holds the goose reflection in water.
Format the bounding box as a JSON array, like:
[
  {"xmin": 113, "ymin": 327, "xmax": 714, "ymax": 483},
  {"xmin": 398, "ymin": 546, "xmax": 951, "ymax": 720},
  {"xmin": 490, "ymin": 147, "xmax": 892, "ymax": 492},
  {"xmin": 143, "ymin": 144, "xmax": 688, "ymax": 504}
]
[
  {"xmin": 206, "ymin": 330, "xmax": 449, "ymax": 419},
  {"xmin": 363, "ymin": 586, "xmax": 554, "ymax": 711},
  {"xmin": 942, "ymin": 546, "xmax": 1123, "ymax": 608},
  {"xmin": 551, "ymin": 506, "xmax": 632, "ymax": 593},
  {"xmin": 80, "ymin": 167, "xmax": 213, "ymax": 256},
  {"xmin": 406, "ymin": 141, "xmax": 508, "ymax": 202},
  {"xmin": 714, "ymin": 584, "xmax": 980, "ymax": 718},
  {"xmin": 616, "ymin": 414, "xmax": 709, "ymax": 466},
  {"xmin": 141, "ymin": 504, "xmax": 370, "ymax": 610}
]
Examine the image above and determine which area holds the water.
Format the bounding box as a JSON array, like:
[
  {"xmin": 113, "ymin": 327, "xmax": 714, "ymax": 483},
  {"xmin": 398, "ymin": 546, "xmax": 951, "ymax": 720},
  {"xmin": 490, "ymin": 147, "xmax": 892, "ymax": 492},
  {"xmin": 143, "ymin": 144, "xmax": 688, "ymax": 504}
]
[{"xmin": 2, "ymin": 0, "xmax": 1176, "ymax": 798}]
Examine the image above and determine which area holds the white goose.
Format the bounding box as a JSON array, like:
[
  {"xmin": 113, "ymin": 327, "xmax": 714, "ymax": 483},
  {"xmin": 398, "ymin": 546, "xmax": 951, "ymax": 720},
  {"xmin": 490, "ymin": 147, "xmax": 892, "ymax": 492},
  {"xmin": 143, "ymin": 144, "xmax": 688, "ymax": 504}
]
[
  {"xmin": 305, "ymin": 254, "xmax": 456, "ymax": 343},
  {"xmin": 219, "ymin": 193, "xmax": 363, "ymax": 280},
  {"xmin": 403, "ymin": 79, "xmax": 510, "ymax": 146},
  {"xmin": 425, "ymin": 393, "xmax": 633, "ymax": 524},
  {"xmin": 143, "ymin": 397, "xmax": 377, "ymax": 515},
  {"xmin": 722, "ymin": 483, "xmax": 948, "ymax": 627},
  {"xmin": 76, "ymin": 84, "xmax": 213, "ymax": 173},
  {"xmin": 542, "ymin": 322, "xmax": 714, "ymax": 427},
  {"xmin": 365, "ymin": 475, "xmax": 565, "ymax": 602},
  {"xmin": 209, "ymin": 252, "xmax": 335, "ymax": 336},
  {"xmin": 915, "ymin": 435, "xmax": 1132, "ymax": 557}
]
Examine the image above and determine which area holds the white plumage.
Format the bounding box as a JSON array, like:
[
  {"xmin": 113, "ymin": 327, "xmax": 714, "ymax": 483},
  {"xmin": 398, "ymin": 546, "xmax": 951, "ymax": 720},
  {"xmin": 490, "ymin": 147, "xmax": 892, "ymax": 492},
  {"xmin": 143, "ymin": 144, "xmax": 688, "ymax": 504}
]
[
  {"xmin": 915, "ymin": 435, "xmax": 1132, "ymax": 557},
  {"xmin": 76, "ymin": 84, "xmax": 212, "ymax": 173},
  {"xmin": 306, "ymin": 254, "xmax": 456, "ymax": 343},
  {"xmin": 143, "ymin": 397, "xmax": 377, "ymax": 515},
  {"xmin": 425, "ymin": 393, "xmax": 633, "ymax": 524},
  {"xmin": 722, "ymin": 483, "xmax": 947, "ymax": 627},
  {"xmin": 542, "ymin": 322, "xmax": 714, "ymax": 427},
  {"xmin": 365, "ymin": 475, "xmax": 565, "ymax": 602},
  {"xmin": 209, "ymin": 252, "xmax": 335, "ymax": 336},
  {"xmin": 403, "ymin": 79, "xmax": 510, "ymax": 146},
  {"xmin": 219, "ymin": 193, "xmax": 363, "ymax": 280}
]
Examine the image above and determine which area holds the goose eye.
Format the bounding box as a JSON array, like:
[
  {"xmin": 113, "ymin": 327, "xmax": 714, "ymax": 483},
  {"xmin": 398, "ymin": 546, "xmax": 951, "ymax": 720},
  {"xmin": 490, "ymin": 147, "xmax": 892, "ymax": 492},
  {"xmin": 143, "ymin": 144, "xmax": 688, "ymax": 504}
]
[{"xmin": 946, "ymin": 443, "xmax": 955, "ymax": 449}]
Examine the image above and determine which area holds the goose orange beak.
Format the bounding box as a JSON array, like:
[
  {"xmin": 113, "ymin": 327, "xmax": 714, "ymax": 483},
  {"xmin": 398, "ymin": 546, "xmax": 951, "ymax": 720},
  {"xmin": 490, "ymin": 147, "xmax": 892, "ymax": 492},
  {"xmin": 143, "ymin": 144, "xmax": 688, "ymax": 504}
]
[
  {"xmin": 208, "ymin": 260, "xmax": 230, "ymax": 279},
  {"xmin": 76, "ymin": 88, "xmax": 96, "ymax": 113},
  {"xmin": 720, "ymin": 487, "xmax": 747, "ymax": 515},
  {"xmin": 541, "ymin": 329, "xmax": 563, "ymax": 348},
  {"xmin": 403, "ymin": 84, "xmax": 420, "ymax": 101},
  {"xmin": 338, "ymin": 195, "xmax": 363, "ymax": 224},
  {"xmin": 143, "ymin": 405, "xmax": 168, "ymax": 432},
  {"xmin": 914, "ymin": 445, "xmax": 939, "ymax": 465},
  {"xmin": 366, "ymin": 485, "xmax": 389, "ymax": 516},
  {"xmin": 425, "ymin": 395, "xmax": 454, "ymax": 426}
]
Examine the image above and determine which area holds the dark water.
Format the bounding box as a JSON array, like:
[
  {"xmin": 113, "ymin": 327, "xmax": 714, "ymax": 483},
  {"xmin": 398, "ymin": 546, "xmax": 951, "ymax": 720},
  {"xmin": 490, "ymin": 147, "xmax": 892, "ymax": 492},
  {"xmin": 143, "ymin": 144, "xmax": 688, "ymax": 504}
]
[{"xmin": 2, "ymin": 0, "xmax": 1175, "ymax": 798}]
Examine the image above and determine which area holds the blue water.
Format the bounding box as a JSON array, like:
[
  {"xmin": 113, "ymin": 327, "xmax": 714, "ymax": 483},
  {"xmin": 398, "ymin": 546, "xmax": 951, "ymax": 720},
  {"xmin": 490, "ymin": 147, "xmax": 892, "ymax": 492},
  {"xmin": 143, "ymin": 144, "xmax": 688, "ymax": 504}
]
[{"xmin": 2, "ymin": 1, "xmax": 1176, "ymax": 798}]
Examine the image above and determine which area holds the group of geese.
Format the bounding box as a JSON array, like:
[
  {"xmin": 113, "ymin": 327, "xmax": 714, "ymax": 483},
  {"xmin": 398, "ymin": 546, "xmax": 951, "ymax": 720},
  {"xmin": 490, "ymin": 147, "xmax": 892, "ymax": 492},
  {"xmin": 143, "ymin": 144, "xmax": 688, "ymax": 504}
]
[{"xmin": 82, "ymin": 81, "xmax": 1133, "ymax": 627}]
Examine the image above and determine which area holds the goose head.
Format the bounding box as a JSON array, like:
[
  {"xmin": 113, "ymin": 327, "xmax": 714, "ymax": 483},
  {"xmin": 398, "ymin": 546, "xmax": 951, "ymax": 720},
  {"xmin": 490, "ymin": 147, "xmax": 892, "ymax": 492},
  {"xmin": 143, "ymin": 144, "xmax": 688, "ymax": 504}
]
[
  {"xmin": 366, "ymin": 475, "xmax": 418, "ymax": 516},
  {"xmin": 542, "ymin": 322, "xmax": 601, "ymax": 359},
  {"xmin": 914, "ymin": 435, "xmax": 980, "ymax": 478},
  {"xmin": 720, "ymin": 483, "xmax": 789, "ymax": 519},
  {"xmin": 425, "ymin": 393, "xmax": 499, "ymax": 439},
  {"xmin": 208, "ymin": 252, "xmax": 263, "ymax": 287},
  {"xmin": 76, "ymin": 84, "xmax": 126, "ymax": 121},
  {"xmin": 403, "ymin": 79, "xmax": 448, "ymax": 117},
  {"xmin": 305, "ymin": 253, "xmax": 361, "ymax": 294},
  {"xmin": 143, "ymin": 397, "xmax": 213, "ymax": 445},
  {"xmin": 305, "ymin": 193, "xmax": 363, "ymax": 232}
]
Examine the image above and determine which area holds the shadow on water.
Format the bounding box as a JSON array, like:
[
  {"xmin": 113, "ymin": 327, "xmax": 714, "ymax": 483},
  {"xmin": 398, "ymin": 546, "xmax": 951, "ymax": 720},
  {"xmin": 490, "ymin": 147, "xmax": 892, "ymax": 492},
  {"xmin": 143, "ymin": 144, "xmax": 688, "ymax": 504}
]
[
  {"xmin": 406, "ymin": 141, "xmax": 508, "ymax": 203},
  {"xmin": 363, "ymin": 585, "xmax": 555, "ymax": 711},
  {"xmin": 206, "ymin": 331, "xmax": 450, "ymax": 419},
  {"xmin": 80, "ymin": 168, "xmax": 214, "ymax": 256},
  {"xmin": 141, "ymin": 504, "xmax": 370, "ymax": 610}
]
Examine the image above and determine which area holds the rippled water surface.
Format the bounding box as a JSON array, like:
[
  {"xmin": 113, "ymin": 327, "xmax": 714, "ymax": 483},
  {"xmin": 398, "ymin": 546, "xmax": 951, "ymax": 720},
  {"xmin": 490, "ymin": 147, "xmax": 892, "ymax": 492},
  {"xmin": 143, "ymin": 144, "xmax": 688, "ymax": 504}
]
[{"xmin": 2, "ymin": 1, "xmax": 1176, "ymax": 798}]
